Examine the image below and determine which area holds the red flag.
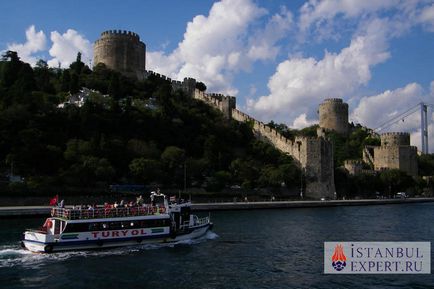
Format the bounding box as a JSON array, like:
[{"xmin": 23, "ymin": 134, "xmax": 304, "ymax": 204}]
[{"xmin": 49, "ymin": 195, "xmax": 58, "ymax": 206}]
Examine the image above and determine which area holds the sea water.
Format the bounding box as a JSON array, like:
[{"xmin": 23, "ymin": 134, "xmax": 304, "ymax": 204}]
[{"xmin": 1, "ymin": 203, "xmax": 434, "ymax": 288}]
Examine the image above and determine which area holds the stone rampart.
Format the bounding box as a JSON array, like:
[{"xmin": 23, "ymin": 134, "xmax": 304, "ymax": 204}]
[
  {"xmin": 232, "ymin": 108, "xmax": 335, "ymax": 199},
  {"xmin": 380, "ymin": 132, "xmax": 410, "ymax": 146},
  {"xmin": 141, "ymin": 70, "xmax": 335, "ymax": 198},
  {"xmin": 373, "ymin": 145, "xmax": 418, "ymax": 176}
]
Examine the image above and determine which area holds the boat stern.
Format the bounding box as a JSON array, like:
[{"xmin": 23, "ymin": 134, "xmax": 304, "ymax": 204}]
[{"xmin": 22, "ymin": 230, "xmax": 47, "ymax": 252}]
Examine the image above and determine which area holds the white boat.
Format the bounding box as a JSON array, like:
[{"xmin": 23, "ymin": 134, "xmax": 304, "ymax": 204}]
[{"xmin": 22, "ymin": 193, "xmax": 213, "ymax": 253}]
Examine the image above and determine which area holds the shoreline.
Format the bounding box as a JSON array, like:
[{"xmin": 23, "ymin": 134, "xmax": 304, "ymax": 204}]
[{"xmin": 1, "ymin": 198, "xmax": 434, "ymax": 217}]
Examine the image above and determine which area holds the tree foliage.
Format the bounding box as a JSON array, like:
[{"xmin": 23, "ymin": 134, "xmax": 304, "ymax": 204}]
[{"xmin": 0, "ymin": 50, "xmax": 301, "ymax": 195}]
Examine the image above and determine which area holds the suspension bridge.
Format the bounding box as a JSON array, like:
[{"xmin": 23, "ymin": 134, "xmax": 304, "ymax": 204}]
[{"xmin": 373, "ymin": 102, "xmax": 433, "ymax": 154}]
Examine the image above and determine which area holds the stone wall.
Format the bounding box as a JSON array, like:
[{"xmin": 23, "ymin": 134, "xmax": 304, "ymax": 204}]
[
  {"xmin": 231, "ymin": 108, "xmax": 335, "ymax": 199},
  {"xmin": 344, "ymin": 160, "xmax": 363, "ymax": 175},
  {"xmin": 94, "ymin": 30, "xmax": 146, "ymax": 80},
  {"xmin": 319, "ymin": 98, "xmax": 348, "ymax": 135},
  {"xmin": 143, "ymin": 72, "xmax": 336, "ymax": 199},
  {"xmin": 365, "ymin": 132, "xmax": 418, "ymax": 177},
  {"xmin": 380, "ymin": 132, "xmax": 410, "ymax": 146},
  {"xmin": 373, "ymin": 145, "xmax": 418, "ymax": 176}
]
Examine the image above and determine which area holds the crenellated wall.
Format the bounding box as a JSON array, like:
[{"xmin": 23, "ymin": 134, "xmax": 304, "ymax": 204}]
[
  {"xmin": 142, "ymin": 71, "xmax": 335, "ymax": 199},
  {"xmin": 365, "ymin": 132, "xmax": 418, "ymax": 176},
  {"xmin": 231, "ymin": 108, "xmax": 335, "ymax": 199}
]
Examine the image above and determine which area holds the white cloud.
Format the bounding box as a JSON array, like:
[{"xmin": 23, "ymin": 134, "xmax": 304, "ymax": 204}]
[
  {"xmin": 350, "ymin": 83, "xmax": 424, "ymax": 129},
  {"xmin": 299, "ymin": 0, "xmax": 398, "ymax": 31},
  {"xmin": 248, "ymin": 18, "xmax": 390, "ymax": 125},
  {"xmin": 47, "ymin": 29, "xmax": 92, "ymax": 68},
  {"xmin": 419, "ymin": 4, "xmax": 434, "ymax": 31},
  {"xmin": 247, "ymin": 7, "xmax": 293, "ymax": 61},
  {"xmin": 350, "ymin": 81, "xmax": 434, "ymax": 153},
  {"xmin": 411, "ymin": 121, "xmax": 434, "ymax": 153},
  {"xmin": 147, "ymin": 0, "xmax": 292, "ymax": 95},
  {"xmin": 292, "ymin": 113, "xmax": 317, "ymax": 129},
  {"xmin": 6, "ymin": 25, "xmax": 46, "ymax": 66}
]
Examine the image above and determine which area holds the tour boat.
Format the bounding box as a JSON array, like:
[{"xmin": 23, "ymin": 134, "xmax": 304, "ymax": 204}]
[{"xmin": 22, "ymin": 193, "xmax": 213, "ymax": 253}]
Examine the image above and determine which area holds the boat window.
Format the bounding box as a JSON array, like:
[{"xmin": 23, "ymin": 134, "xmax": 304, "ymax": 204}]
[
  {"xmin": 64, "ymin": 223, "xmax": 92, "ymax": 233},
  {"xmin": 54, "ymin": 219, "xmax": 61, "ymax": 234},
  {"xmin": 88, "ymin": 223, "xmax": 99, "ymax": 231},
  {"xmin": 109, "ymin": 222, "xmax": 121, "ymax": 230}
]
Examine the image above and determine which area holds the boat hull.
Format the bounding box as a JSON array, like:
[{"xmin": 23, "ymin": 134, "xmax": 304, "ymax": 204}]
[{"xmin": 23, "ymin": 223, "xmax": 213, "ymax": 253}]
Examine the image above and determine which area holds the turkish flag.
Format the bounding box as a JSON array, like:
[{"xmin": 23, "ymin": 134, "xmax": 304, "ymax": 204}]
[{"xmin": 49, "ymin": 195, "xmax": 58, "ymax": 206}]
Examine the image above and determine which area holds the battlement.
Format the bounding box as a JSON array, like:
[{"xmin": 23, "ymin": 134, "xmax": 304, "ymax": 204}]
[
  {"xmin": 100, "ymin": 30, "xmax": 140, "ymax": 41},
  {"xmin": 321, "ymin": 98, "xmax": 344, "ymax": 104},
  {"xmin": 381, "ymin": 132, "xmax": 410, "ymax": 137},
  {"xmin": 380, "ymin": 132, "xmax": 410, "ymax": 146}
]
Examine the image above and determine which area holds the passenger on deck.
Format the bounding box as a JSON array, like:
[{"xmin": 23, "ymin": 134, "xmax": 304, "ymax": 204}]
[
  {"xmin": 137, "ymin": 195, "xmax": 144, "ymax": 206},
  {"xmin": 59, "ymin": 199, "xmax": 64, "ymax": 208}
]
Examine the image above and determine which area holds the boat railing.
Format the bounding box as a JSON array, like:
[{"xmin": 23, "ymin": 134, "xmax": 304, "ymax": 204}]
[
  {"xmin": 51, "ymin": 205, "xmax": 167, "ymax": 220},
  {"xmin": 25, "ymin": 228, "xmax": 48, "ymax": 234},
  {"xmin": 179, "ymin": 216, "xmax": 210, "ymax": 230}
]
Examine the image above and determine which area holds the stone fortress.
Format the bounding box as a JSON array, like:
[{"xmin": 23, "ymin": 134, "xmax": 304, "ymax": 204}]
[
  {"xmin": 94, "ymin": 30, "xmax": 146, "ymax": 80},
  {"xmin": 318, "ymin": 98, "xmax": 349, "ymax": 135},
  {"xmin": 93, "ymin": 30, "xmax": 418, "ymax": 199},
  {"xmin": 363, "ymin": 132, "xmax": 418, "ymax": 176}
]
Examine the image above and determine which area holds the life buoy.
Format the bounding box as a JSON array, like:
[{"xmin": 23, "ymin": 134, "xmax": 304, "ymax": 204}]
[
  {"xmin": 44, "ymin": 245, "xmax": 53, "ymax": 253},
  {"xmin": 46, "ymin": 219, "xmax": 53, "ymax": 229}
]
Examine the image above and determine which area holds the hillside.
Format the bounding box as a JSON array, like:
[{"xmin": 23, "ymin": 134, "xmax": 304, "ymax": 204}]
[{"xmin": 0, "ymin": 51, "xmax": 300, "ymax": 196}]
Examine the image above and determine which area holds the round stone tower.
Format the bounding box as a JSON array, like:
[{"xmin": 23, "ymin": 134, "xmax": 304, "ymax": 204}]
[
  {"xmin": 93, "ymin": 30, "xmax": 146, "ymax": 79},
  {"xmin": 380, "ymin": 132, "xmax": 410, "ymax": 146},
  {"xmin": 318, "ymin": 98, "xmax": 349, "ymax": 135}
]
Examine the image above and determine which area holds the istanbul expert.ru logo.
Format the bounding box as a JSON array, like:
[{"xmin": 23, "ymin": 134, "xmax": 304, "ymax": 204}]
[
  {"xmin": 324, "ymin": 242, "xmax": 431, "ymax": 274},
  {"xmin": 331, "ymin": 244, "xmax": 347, "ymax": 271}
]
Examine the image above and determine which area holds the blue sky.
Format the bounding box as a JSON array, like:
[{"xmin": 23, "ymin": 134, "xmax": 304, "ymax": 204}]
[{"xmin": 2, "ymin": 0, "xmax": 434, "ymax": 152}]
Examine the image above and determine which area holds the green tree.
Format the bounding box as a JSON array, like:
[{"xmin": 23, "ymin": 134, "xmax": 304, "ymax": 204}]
[
  {"xmin": 161, "ymin": 146, "xmax": 185, "ymax": 169},
  {"xmin": 379, "ymin": 169, "xmax": 415, "ymax": 196}
]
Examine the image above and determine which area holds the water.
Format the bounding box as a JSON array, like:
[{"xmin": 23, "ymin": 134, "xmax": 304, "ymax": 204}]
[{"xmin": 1, "ymin": 203, "xmax": 434, "ymax": 288}]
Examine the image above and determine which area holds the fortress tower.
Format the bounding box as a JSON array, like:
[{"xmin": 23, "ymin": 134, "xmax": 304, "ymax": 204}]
[
  {"xmin": 93, "ymin": 30, "xmax": 146, "ymax": 79},
  {"xmin": 364, "ymin": 132, "xmax": 418, "ymax": 176},
  {"xmin": 319, "ymin": 98, "xmax": 348, "ymax": 135}
]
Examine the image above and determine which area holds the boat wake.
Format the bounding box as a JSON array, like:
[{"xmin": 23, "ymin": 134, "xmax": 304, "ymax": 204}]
[{"xmin": 0, "ymin": 230, "xmax": 218, "ymax": 268}]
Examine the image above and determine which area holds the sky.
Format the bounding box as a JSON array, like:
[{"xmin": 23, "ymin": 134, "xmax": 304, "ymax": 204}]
[{"xmin": 2, "ymin": 0, "xmax": 434, "ymax": 152}]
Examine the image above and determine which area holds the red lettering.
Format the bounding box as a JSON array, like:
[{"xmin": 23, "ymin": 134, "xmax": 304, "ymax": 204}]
[
  {"xmin": 121, "ymin": 230, "xmax": 129, "ymax": 236},
  {"xmin": 131, "ymin": 230, "xmax": 139, "ymax": 236},
  {"xmin": 140, "ymin": 229, "xmax": 146, "ymax": 235},
  {"xmin": 91, "ymin": 232, "xmax": 99, "ymax": 238},
  {"xmin": 112, "ymin": 231, "xmax": 119, "ymax": 237},
  {"xmin": 102, "ymin": 231, "xmax": 110, "ymax": 237}
]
